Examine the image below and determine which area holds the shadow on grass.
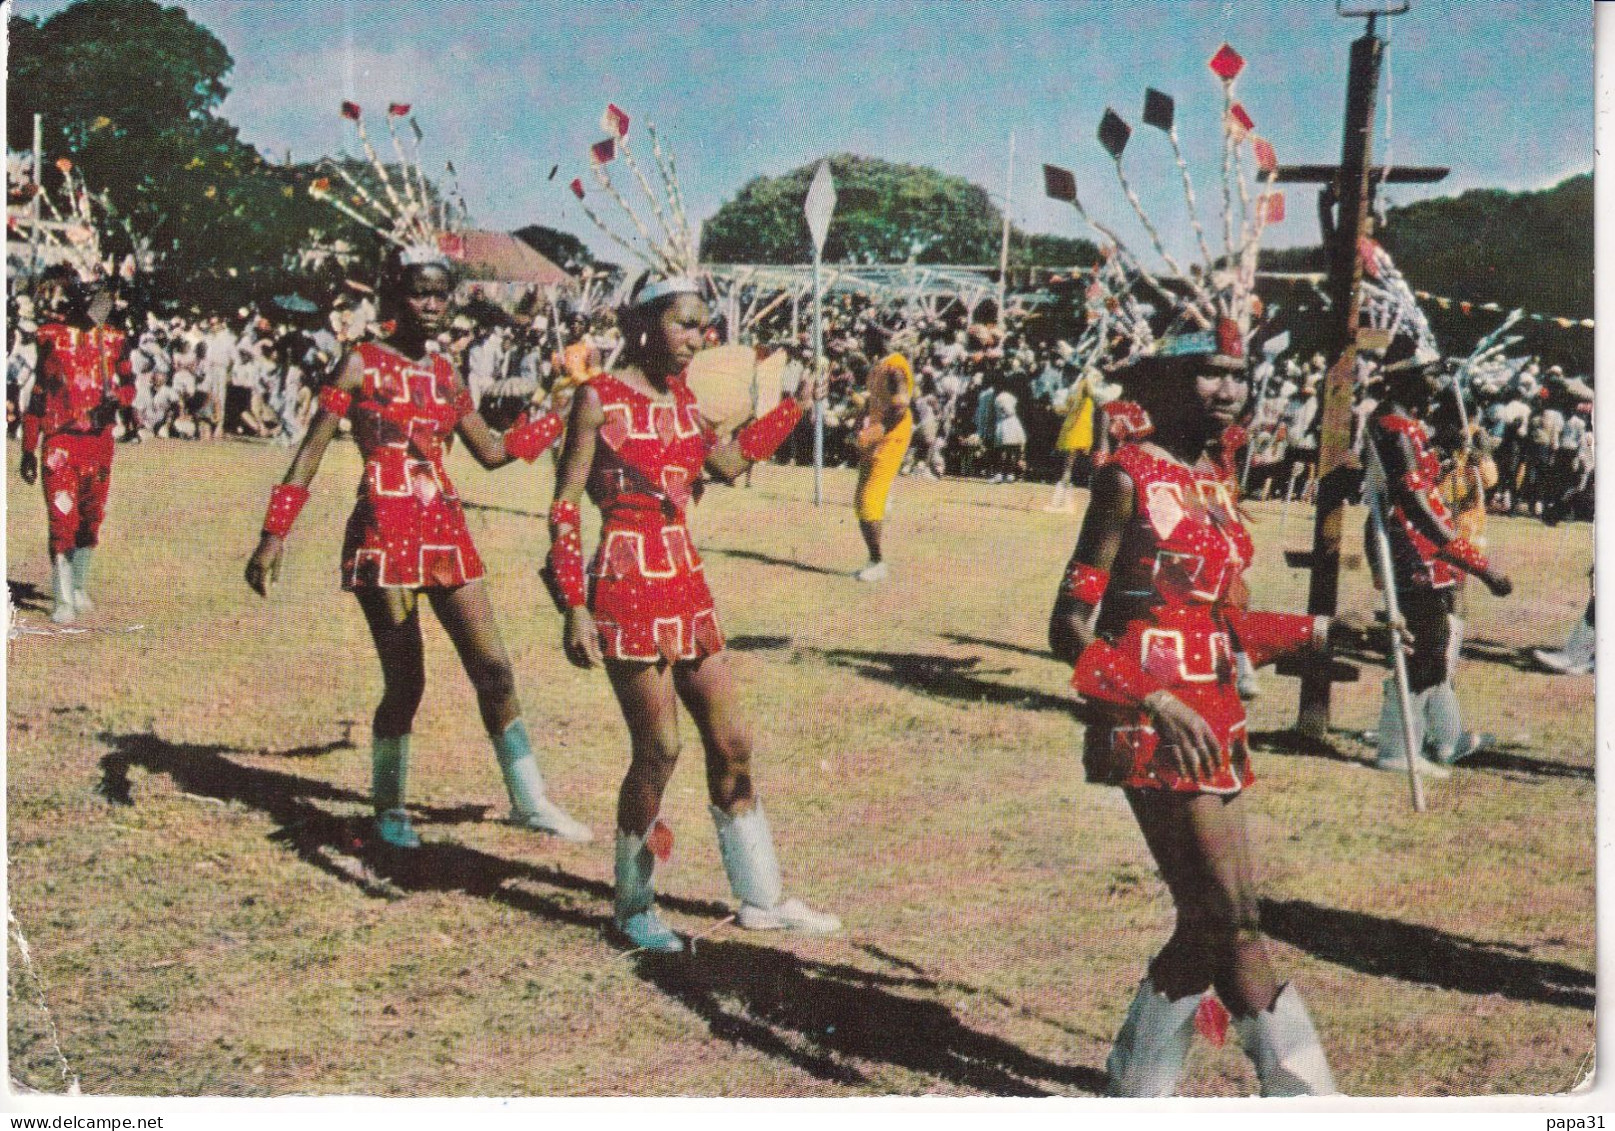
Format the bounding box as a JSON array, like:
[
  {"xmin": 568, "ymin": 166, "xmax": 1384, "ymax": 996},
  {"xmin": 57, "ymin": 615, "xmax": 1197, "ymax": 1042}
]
[
  {"xmin": 8, "ymin": 579, "xmax": 49, "ymax": 615},
  {"xmin": 726, "ymin": 635, "xmax": 794, "ymax": 652},
  {"xmin": 1260, "ymin": 898, "xmax": 1593, "ymax": 1011},
  {"xmin": 94, "ymin": 729, "xmax": 1100, "ymax": 1094},
  {"xmin": 823, "ymin": 648, "xmax": 1078, "ymax": 714},
  {"xmin": 1460, "ymin": 636, "xmax": 1551, "ymax": 675},
  {"xmin": 636, "ymin": 939, "xmax": 1107, "ymax": 1095},
  {"xmin": 1461, "ymin": 742, "xmax": 1593, "ymax": 783},
  {"xmin": 1246, "ymin": 728, "xmax": 1362, "ymax": 765},
  {"xmin": 706, "ymin": 546, "xmax": 845, "ymax": 577},
  {"xmin": 938, "ymin": 632, "xmax": 1054, "ymax": 662}
]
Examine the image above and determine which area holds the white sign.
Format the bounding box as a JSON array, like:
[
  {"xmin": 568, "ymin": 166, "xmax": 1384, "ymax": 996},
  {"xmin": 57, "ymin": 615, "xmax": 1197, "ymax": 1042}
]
[{"xmin": 804, "ymin": 161, "xmax": 836, "ymax": 255}]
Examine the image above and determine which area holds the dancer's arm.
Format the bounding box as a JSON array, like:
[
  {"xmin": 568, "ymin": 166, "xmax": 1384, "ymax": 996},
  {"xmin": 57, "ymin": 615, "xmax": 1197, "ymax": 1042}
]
[
  {"xmin": 704, "ymin": 362, "xmax": 825, "ymax": 483},
  {"xmin": 550, "ymin": 384, "xmax": 602, "ymax": 668},
  {"xmin": 244, "ymin": 350, "xmax": 362, "ymax": 597},
  {"xmin": 1375, "ymin": 421, "xmax": 1512, "ymax": 595},
  {"xmin": 456, "ymin": 391, "xmax": 565, "ymax": 470},
  {"xmin": 1054, "ymin": 462, "xmax": 1222, "ymax": 780}
]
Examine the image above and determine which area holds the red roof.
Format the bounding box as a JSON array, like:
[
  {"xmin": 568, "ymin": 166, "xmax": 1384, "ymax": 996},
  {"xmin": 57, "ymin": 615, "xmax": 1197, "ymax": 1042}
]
[{"xmin": 454, "ymin": 230, "xmax": 572, "ymax": 286}]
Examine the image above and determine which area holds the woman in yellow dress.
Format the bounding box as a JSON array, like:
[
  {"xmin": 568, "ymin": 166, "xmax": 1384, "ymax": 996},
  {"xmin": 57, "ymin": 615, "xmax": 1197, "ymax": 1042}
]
[
  {"xmin": 852, "ymin": 352, "xmax": 914, "ymax": 581},
  {"xmin": 1046, "ymin": 367, "xmax": 1099, "ymax": 512}
]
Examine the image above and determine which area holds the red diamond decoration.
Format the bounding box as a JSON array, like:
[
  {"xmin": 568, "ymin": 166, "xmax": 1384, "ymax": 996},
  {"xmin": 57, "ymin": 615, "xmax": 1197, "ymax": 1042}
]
[
  {"xmin": 1260, "ymin": 191, "xmax": 1286, "ymax": 224},
  {"xmin": 1209, "ymin": 43, "xmax": 1245, "ymax": 81},
  {"xmin": 1195, "ymin": 995, "xmax": 1230, "ymax": 1047},
  {"xmin": 1227, "ymin": 103, "xmax": 1256, "ymax": 137},
  {"xmin": 1252, "ymin": 137, "xmax": 1277, "ymax": 174}
]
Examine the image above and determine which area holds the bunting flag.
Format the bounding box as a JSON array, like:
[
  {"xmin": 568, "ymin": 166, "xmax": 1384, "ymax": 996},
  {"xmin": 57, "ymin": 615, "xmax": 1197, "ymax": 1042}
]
[{"xmin": 1412, "ymin": 289, "xmax": 1593, "ymax": 329}]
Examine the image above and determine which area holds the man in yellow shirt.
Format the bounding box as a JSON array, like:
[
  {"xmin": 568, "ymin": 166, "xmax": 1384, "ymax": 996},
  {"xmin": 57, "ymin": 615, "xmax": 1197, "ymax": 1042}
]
[{"xmin": 852, "ymin": 352, "xmax": 914, "ymax": 581}]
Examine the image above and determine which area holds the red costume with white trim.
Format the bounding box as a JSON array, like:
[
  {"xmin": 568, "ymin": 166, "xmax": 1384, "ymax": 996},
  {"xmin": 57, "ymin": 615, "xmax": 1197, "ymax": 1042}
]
[
  {"xmin": 24, "ymin": 322, "xmax": 133, "ymax": 557},
  {"xmin": 1367, "ymin": 410, "xmax": 1489, "ymax": 590},
  {"xmin": 584, "ymin": 371, "xmax": 724, "ymax": 662},
  {"xmin": 1072, "ymin": 442, "xmax": 1318, "ymax": 794},
  {"xmin": 333, "ymin": 341, "xmax": 484, "ymax": 589}
]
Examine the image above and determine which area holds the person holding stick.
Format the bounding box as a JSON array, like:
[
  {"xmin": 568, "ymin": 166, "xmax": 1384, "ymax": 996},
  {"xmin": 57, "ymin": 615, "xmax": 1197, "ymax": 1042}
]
[
  {"xmin": 245, "ymin": 245, "xmax": 590, "ymax": 851},
  {"xmin": 553, "ymin": 106, "xmax": 840, "ymax": 954},
  {"xmin": 1363, "ymin": 333, "xmax": 1513, "ymax": 775}
]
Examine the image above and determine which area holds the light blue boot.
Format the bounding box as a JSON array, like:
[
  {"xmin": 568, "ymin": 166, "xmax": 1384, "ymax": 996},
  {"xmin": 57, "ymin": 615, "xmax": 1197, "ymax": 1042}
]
[
  {"xmin": 614, "ymin": 828, "xmax": 683, "ymax": 953},
  {"xmin": 372, "ymin": 734, "xmax": 420, "ymax": 849},
  {"xmin": 492, "ymin": 719, "xmax": 593, "ymax": 842},
  {"xmin": 69, "ymin": 547, "xmax": 94, "ymax": 613}
]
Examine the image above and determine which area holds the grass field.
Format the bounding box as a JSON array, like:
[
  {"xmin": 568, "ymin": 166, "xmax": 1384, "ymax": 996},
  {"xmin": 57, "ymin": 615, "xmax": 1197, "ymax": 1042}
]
[{"xmin": 6, "ymin": 437, "xmax": 1596, "ymax": 1097}]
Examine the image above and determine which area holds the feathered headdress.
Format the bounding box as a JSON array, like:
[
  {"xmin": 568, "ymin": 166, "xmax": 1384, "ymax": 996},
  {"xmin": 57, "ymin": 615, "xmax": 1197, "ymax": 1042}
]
[
  {"xmin": 8, "ymin": 155, "xmax": 113, "ymax": 283},
  {"xmin": 1043, "ymin": 43, "xmax": 1284, "ymax": 368},
  {"xmin": 309, "ymin": 102, "xmax": 465, "ymax": 268},
  {"xmin": 567, "ymin": 103, "xmax": 702, "ymax": 307}
]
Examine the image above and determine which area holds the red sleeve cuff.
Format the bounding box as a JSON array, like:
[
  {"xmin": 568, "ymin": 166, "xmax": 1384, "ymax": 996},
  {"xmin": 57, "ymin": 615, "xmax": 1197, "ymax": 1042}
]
[
  {"xmin": 1071, "ymin": 638, "xmax": 1167, "ymax": 709},
  {"xmin": 1060, "ymin": 561, "xmax": 1109, "ymax": 606},
  {"xmin": 1223, "ymin": 608, "xmax": 1321, "ymax": 668},
  {"xmin": 505, "ymin": 411, "xmax": 564, "ymax": 463},
  {"xmin": 736, "ymin": 398, "xmax": 803, "ymax": 463}
]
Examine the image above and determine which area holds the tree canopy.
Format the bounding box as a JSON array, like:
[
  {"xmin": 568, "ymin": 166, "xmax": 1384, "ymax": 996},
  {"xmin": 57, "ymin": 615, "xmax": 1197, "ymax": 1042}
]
[{"xmin": 699, "ymin": 154, "xmax": 1097, "ymax": 269}]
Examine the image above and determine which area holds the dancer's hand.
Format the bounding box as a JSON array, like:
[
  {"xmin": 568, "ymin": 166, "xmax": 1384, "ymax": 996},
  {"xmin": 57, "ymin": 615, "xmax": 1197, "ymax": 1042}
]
[
  {"xmin": 563, "ymin": 606, "xmax": 602, "ymax": 669},
  {"xmin": 18, "ymin": 450, "xmax": 36, "ymax": 485},
  {"xmin": 796, "ymin": 358, "xmax": 829, "ymax": 408},
  {"xmin": 245, "ymin": 535, "xmax": 283, "ymax": 597},
  {"xmin": 1142, "ymin": 690, "xmax": 1221, "ymax": 781}
]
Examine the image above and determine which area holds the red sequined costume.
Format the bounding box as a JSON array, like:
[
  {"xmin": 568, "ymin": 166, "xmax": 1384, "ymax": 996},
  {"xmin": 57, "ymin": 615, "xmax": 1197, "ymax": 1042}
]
[
  {"xmin": 1071, "ymin": 442, "xmax": 1320, "ymax": 793},
  {"xmin": 23, "ymin": 323, "xmax": 134, "ymax": 557},
  {"xmin": 582, "ymin": 372, "xmax": 725, "ymax": 662},
  {"xmin": 331, "ymin": 341, "xmax": 484, "ymax": 589}
]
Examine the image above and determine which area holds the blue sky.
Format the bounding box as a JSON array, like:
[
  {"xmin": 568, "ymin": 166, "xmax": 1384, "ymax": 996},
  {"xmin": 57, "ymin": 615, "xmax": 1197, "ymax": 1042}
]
[{"xmin": 14, "ymin": 0, "xmax": 1594, "ymax": 263}]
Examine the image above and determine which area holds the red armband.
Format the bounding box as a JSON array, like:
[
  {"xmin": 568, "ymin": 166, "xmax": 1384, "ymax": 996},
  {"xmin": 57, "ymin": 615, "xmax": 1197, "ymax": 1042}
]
[
  {"xmin": 542, "ymin": 499, "xmax": 588, "ymax": 611},
  {"xmin": 736, "ymin": 398, "xmax": 804, "ymax": 463},
  {"xmin": 1071, "ymin": 638, "xmax": 1167, "ymax": 709},
  {"xmin": 451, "ymin": 386, "xmax": 476, "ymax": 423},
  {"xmin": 114, "ymin": 383, "xmax": 137, "ymax": 408},
  {"xmin": 505, "ymin": 411, "xmax": 564, "ymax": 463},
  {"xmin": 262, "ymin": 483, "xmax": 310, "ymax": 539},
  {"xmin": 22, "ymin": 413, "xmax": 40, "ymax": 454},
  {"xmin": 318, "ymin": 386, "xmax": 353, "ymax": 418},
  {"xmin": 1223, "ymin": 608, "xmax": 1323, "ymax": 669},
  {"xmin": 1440, "ymin": 536, "xmax": 1491, "ymax": 577},
  {"xmin": 1060, "ymin": 561, "xmax": 1110, "ymax": 605}
]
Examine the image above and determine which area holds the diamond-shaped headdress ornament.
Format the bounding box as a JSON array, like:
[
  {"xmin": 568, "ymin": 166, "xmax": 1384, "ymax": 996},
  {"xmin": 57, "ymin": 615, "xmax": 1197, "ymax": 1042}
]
[
  {"xmin": 309, "ymin": 102, "xmax": 464, "ymax": 268},
  {"xmin": 1209, "ymin": 43, "xmax": 1245, "ymax": 81},
  {"xmin": 566, "ymin": 103, "xmax": 701, "ymax": 306},
  {"xmin": 1042, "ymin": 43, "xmax": 1281, "ymax": 369}
]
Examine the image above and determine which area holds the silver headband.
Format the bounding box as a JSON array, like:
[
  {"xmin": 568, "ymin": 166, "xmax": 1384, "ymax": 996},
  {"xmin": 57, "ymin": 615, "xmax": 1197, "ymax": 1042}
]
[{"xmin": 632, "ymin": 275, "xmax": 702, "ymax": 308}]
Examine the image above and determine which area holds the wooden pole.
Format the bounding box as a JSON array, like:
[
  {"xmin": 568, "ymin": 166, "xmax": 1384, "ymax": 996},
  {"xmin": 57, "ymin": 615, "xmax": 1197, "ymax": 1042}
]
[{"xmin": 1297, "ymin": 18, "xmax": 1385, "ymax": 736}]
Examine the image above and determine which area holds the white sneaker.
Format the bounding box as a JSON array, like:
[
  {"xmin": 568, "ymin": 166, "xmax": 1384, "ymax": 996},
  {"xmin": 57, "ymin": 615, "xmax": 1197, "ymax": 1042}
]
[
  {"xmin": 1532, "ymin": 648, "xmax": 1593, "ymax": 675},
  {"xmin": 1373, "ymin": 753, "xmax": 1450, "ymax": 780},
  {"xmin": 737, "ymin": 897, "xmax": 841, "ymax": 935},
  {"xmin": 854, "ymin": 561, "xmax": 889, "ymax": 582}
]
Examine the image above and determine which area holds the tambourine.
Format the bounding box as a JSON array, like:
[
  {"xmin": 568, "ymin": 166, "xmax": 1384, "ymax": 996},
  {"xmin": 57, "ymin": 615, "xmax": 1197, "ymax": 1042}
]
[{"xmin": 685, "ymin": 344, "xmax": 786, "ymax": 435}]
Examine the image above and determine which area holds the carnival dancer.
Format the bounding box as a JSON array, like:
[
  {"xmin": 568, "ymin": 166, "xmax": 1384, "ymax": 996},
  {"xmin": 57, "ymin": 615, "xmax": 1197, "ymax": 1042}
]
[
  {"xmin": 1044, "ymin": 45, "xmax": 1353, "ymax": 1097},
  {"xmin": 553, "ymin": 104, "xmax": 839, "ymax": 952},
  {"xmin": 1364, "ymin": 333, "xmax": 1513, "ymax": 774},
  {"xmin": 852, "ymin": 350, "xmax": 914, "ymax": 581},
  {"xmin": 19, "ymin": 265, "xmax": 136, "ymax": 624},
  {"xmin": 245, "ymin": 103, "xmax": 590, "ymax": 850}
]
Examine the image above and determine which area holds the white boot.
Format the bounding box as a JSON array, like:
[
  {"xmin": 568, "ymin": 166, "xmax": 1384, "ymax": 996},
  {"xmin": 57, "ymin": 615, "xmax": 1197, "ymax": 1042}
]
[
  {"xmin": 49, "ymin": 554, "xmax": 76, "ymax": 624},
  {"xmin": 1043, "ymin": 483, "xmax": 1070, "ymax": 512},
  {"xmin": 1424, "ymin": 682, "xmax": 1487, "ymax": 765},
  {"xmin": 711, "ymin": 803, "xmax": 840, "ymax": 934},
  {"xmin": 854, "ymin": 560, "xmax": 889, "ymax": 582},
  {"xmin": 1233, "ymin": 984, "xmax": 1338, "ymax": 1097},
  {"xmin": 1534, "ymin": 617, "xmax": 1595, "ymax": 675},
  {"xmin": 69, "ymin": 546, "xmax": 94, "ymax": 613},
  {"xmin": 614, "ymin": 827, "xmax": 682, "ymax": 953},
  {"xmin": 1373, "ymin": 679, "xmax": 1448, "ymax": 779},
  {"xmin": 492, "ymin": 720, "xmax": 593, "ymax": 842},
  {"xmin": 1105, "ymin": 978, "xmax": 1205, "ymax": 1097}
]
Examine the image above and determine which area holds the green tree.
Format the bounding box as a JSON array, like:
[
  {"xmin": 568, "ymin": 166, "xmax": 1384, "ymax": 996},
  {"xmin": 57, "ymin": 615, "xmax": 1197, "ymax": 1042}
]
[
  {"xmin": 701, "ymin": 154, "xmax": 1096, "ymax": 267},
  {"xmin": 8, "ymin": 0, "xmax": 376, "ymax": 312}
]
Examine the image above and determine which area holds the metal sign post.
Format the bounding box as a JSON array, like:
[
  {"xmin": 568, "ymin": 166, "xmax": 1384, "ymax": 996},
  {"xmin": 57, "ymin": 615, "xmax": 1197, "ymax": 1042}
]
[{"xmin": 804, "ymin": 160, "xmax": 836, "ymax": 506}]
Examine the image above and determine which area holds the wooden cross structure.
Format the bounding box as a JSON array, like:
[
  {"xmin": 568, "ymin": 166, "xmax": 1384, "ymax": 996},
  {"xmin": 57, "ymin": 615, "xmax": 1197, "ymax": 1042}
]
[{"xmin": 1272, "ymin": 2, "xmax": 1448, "ymax": 735}]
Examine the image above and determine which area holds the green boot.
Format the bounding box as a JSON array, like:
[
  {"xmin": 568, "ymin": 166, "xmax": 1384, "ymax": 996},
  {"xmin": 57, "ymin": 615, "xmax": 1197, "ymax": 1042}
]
[{"xmin": 372, "ymin": 734, "xmax": 419, "ymax": 849}]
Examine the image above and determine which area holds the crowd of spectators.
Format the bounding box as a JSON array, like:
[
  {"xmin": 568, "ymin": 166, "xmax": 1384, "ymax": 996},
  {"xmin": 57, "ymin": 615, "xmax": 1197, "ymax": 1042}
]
[{"xmin": 4, "ymin": 282, "xmax": 1592, "ymax": 525}]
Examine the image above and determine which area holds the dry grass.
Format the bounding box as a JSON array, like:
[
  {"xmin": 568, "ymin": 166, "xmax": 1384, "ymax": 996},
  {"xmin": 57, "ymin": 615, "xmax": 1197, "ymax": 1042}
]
[{"xmin": 6, "ymin": 438, "xmax": 1594, "ymax": 1097}]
